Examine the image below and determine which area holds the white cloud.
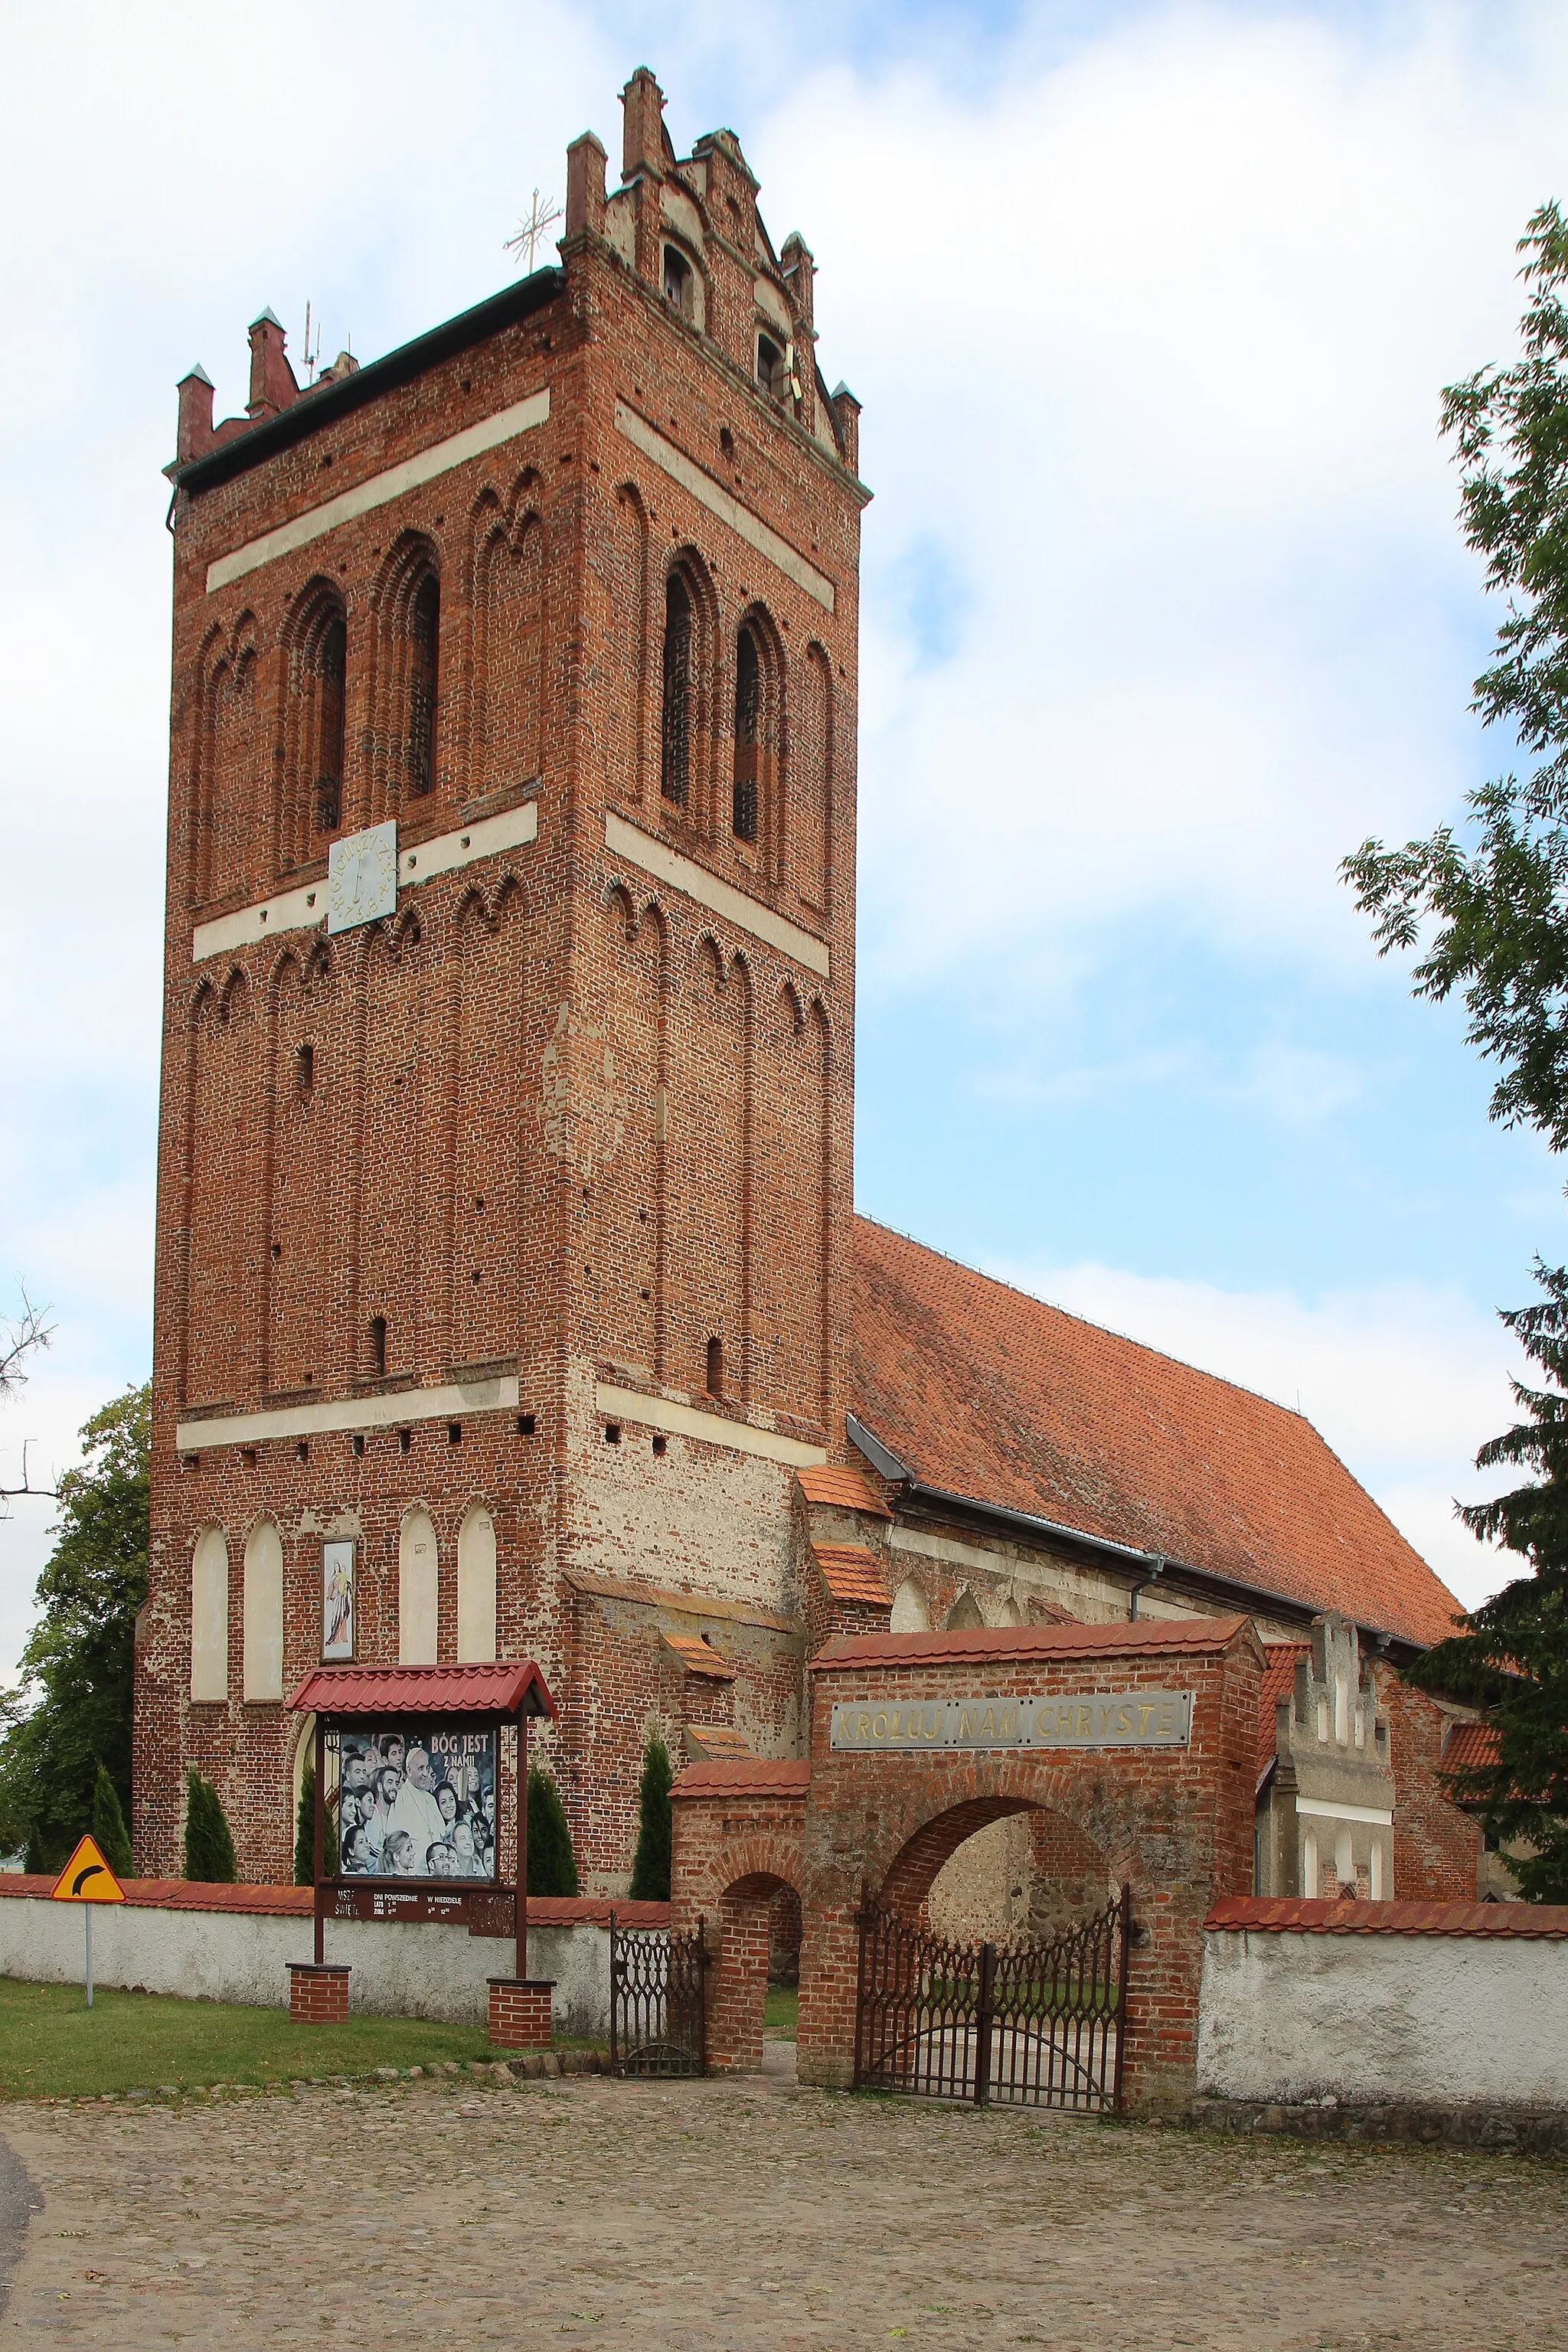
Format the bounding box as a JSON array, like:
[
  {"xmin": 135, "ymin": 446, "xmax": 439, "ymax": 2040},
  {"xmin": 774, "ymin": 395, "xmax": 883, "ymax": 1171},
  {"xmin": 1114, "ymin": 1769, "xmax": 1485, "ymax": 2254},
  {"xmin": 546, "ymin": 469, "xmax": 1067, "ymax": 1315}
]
[
  {"xmin": 752, "ymin": 5, "xmax": 1568, "ymax": 988},
  {"xmin": 988, "ymin": 1252, "xmax": 1524, "ymax": 1608}
]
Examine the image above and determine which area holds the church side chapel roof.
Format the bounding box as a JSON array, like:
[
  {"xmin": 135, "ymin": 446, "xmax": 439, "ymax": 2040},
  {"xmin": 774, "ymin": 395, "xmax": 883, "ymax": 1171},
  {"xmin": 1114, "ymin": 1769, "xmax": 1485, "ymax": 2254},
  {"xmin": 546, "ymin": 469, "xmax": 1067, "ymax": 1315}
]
[
  {"xmin": 809, "ymin": 1543, "xmax": 891, "ymax": 1608},
  {"xmin": 1255, "ymin": 1643, "xmax": 1311, "ymax": 1784},
  {"xmin": 848, "ymin": 1218, "xmax": 1464, "ymax": 1652},
  {"xmin": 1441, "ymin": 1719, "xmax": 1501, "ymax": 1775}
]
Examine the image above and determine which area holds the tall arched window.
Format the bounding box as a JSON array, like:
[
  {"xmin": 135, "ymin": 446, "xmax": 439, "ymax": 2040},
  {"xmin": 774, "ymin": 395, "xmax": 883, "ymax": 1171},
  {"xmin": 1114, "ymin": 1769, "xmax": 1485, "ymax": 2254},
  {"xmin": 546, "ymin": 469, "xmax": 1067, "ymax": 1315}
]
[
  {"xmin": 314, "ymin": 610, "xmax": 346, "ymax": 832},
  {"xmin": 661, "ymin": 571, "xmax": 692, "ymax": 807},
  {"xmin": 281, "ymin": 586, "xmax": 347, "ymax": 864},
  {"xmin": 733, "ymin": 626, "xmax": 760, "ymax": 842},
  {"xmin": 408, "ymin": 572, "xmax": 439, "ymax": 797}
]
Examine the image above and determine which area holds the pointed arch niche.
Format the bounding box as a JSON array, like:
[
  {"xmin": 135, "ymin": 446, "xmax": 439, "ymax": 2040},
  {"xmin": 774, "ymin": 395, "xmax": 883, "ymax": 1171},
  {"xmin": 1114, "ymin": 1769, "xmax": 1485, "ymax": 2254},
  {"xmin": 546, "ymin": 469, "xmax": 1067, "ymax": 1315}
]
[
  {"xmin": 243, "ymin": 1520, "xmax": 285, "ymax": 1702},
  {"xmin": 469, "ymin": 488, "xmax": 544, "ymax": 797},
  {"xmin": 456, "ymin": 1504, "xmax": 498, "ymax": 1664},
  {"xmin": 191, "ymin": 1527, "xmax": 230, "ymax": 1702},
  {"xmin": 398, "ymin": 1508, "xmax": 439, "ymax": 1666}
]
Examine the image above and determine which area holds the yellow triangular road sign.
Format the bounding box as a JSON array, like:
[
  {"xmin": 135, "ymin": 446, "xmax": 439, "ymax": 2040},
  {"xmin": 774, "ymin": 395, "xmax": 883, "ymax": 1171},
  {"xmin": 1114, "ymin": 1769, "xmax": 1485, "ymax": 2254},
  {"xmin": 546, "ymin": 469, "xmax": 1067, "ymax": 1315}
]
[{"xmin": 49, "ymin": 1835, "xmax": 126, "ymax": 1904}]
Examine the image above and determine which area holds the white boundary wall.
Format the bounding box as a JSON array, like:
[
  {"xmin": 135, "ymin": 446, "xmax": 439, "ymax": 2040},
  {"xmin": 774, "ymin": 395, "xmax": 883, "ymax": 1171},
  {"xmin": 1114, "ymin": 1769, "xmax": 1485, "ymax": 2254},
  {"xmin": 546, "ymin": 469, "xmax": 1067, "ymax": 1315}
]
[
  {"xmin": 1198, "ymin": 1926, "xmax": 1568, "ymax": 2108},
  {"xmin": 0, "ymin": 1896, "xmax": 611, "ymax": 2038}
]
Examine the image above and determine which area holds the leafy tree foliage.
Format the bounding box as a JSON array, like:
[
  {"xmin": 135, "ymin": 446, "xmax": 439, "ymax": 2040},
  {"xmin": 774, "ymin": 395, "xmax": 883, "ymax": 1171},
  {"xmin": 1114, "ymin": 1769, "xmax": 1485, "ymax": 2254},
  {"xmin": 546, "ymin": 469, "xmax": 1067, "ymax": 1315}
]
[
  {"xmin": 0, "ymin": 1383, "xmax": 149, "ymax": 1873},
  {"xmin": 1346, "ymin": 204, "xmax": 1568, "ymax": 1148},
  {"xmin": 91, "ymin": 1761, "xmax": 134, "ymax": 1880},
  {"xmin": 184, "ymin": 1768, "xmax": 237, "ymax": 1883},
  {"xmin": 526, "ymin": 1765, "xmax": 580, "ymax": 1897},
  {"xmin": 1346, "ymin": 206, "xmax": 1568, "ymax": 1895},
  {"xmin": 627, "ymin": 1734, "xmax": 673, "ymax": 1902}
]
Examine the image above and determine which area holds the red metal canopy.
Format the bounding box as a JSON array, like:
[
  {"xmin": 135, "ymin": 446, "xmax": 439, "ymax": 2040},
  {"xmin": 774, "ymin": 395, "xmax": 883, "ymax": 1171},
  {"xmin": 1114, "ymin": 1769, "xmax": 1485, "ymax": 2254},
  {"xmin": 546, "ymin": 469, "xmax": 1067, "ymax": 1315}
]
[{"xmin": 286, "ymin": 1660, "xmax": 555, "ymax": 1719}]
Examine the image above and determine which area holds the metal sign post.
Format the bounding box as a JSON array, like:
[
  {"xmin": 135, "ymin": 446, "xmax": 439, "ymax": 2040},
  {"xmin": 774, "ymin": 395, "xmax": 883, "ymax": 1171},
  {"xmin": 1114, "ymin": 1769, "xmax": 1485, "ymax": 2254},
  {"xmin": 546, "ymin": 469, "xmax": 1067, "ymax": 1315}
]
[{"xmin": 49, "ymin": 1834, "xmax": 127, "ymax": 2011}]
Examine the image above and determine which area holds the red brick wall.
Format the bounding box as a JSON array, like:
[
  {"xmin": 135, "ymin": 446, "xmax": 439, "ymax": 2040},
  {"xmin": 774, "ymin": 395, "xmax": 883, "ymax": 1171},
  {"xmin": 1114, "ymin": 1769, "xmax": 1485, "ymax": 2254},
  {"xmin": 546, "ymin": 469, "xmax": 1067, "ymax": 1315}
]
[
  {"xmin": 671, "ymin": 1625, "xmax": 1261, "ymax": 2109},
  {"xmin": 139, "ymin": 82, "xmax": 864, "ymax": 1886},
  {"xmin": 1376, "ymin": 1664, "xmax": 1482, "ymax": 1903},
  {"xmin": 288, "ymin": 1961, "xmax": 349, "ymax": 2024}
]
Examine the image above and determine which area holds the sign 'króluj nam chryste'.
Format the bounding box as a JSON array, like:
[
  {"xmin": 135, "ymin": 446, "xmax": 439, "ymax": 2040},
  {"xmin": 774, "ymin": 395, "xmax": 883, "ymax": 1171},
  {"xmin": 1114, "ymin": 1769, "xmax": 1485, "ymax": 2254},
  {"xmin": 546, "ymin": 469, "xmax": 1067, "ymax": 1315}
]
[{"xmin": 828, "ymin": 1691, "xmax": 1195, "ymax": 1753}]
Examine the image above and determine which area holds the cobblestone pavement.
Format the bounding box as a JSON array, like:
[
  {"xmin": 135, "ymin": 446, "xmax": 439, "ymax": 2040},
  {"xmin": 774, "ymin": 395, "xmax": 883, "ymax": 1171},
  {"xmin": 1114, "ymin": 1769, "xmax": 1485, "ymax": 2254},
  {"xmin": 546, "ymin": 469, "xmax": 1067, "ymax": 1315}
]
[{"xmin": 2, "ymin": 2048, "xmax": 1564, "ymax": 2350}]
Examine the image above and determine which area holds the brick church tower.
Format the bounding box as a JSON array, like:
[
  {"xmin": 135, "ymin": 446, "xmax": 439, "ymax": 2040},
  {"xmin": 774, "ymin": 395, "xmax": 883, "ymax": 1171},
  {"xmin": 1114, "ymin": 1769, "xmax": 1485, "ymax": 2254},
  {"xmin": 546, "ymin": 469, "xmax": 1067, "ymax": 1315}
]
[{"xmin": 136, "ymin": 70, "xmax": 867, "ymax": 1886}]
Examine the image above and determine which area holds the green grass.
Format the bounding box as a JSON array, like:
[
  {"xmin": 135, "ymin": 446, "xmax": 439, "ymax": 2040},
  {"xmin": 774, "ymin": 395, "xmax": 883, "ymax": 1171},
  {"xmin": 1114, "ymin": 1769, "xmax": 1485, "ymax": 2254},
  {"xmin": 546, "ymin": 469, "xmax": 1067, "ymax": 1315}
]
[
  {"xmin": 764, "ymin": 1984, "xmax": 798, "ymax": 2036},
  {"xmin": 0, "ymin": 1978, "xmax": 500, "ymax": 2101}
]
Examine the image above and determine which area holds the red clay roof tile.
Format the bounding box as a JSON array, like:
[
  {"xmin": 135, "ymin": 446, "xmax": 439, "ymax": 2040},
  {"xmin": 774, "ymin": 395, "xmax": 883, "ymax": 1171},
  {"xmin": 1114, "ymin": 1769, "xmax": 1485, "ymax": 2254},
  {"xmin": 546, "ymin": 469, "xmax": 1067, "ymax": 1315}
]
[
  {"xmin": 809, "ymin": 1543, "xmax": 890, "ymax": 1608},
  {"xmin": 851, "ymin": 1217, "xmax": 1464, "ymax": 1649},
  {"xmin": 287, "ymin": 1660, "xmax": 554, "ymax": 1717},
  {"xmin": 808, "ymin": 1614, "xmax": 1249, "ymax": 1672},
  {"xmin": 1206, "ymin": 1893, "xmax": 1568, "ymax": 1936},
  {"xmin": 1441, "ymin": 1720, "xmax": 1501, "ymax": 1775},
  {"xmin": 661, "ymin": 1632, "xmax": 736, "ymax": 1681},
  {"xmin": 795, "ymin": 1463, "xmax": 893, "ymax": 1517},
  {"xmin": 1256, "ymin": 1644, "xmax": 1310, "ymax": 1779},
  {"xmin": 684, "ymin": 1724, "xmax": 755, "ymax": 1760},
  {"xmin": 670, "ymin": 1759, "xmax": 812, "ymax": 1800}
]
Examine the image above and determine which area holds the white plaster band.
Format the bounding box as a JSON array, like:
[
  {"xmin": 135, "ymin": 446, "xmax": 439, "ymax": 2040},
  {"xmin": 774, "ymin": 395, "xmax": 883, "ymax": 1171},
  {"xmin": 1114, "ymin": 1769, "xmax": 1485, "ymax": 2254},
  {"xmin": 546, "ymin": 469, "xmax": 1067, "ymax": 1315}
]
[
  {"xmin": 1295, "ymin": 1797, "xmax": 1394, "ymax": 1826},
  {"xmin": 204, "ymin": 389, "xmax": 551, "ymax": 593},
  {"xmin": 613, "ymin": 402, "xmax": 837, "ymax": 612},
  {"xmin": 175, "ymin": 1376, "xmax": 519, "ymax": 1452},
  {"xmin": 192, "ymin": 799, "xmax": 539, "ymax": 962},
  {"xmin": 603, "ymin": 812, "xmax": 829, "ymax": 977},
  {"xmin": 593, "ymin": 1381, "xmax": 827, "ymax": 1468}
]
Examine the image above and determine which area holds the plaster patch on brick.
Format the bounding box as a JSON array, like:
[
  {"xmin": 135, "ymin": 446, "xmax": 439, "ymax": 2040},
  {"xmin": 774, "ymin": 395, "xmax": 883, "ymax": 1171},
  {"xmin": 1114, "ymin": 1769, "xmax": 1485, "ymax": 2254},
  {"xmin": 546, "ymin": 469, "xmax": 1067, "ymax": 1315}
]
[
  {"xmin": 593, "ymin": 1383, "xmax": 827, "ymax": 1468},
  {"xmin": 175, "ymin": 1377, "xmax": 519, "ymax": 1451},
  {"xmin": 604, "ymin": 813, "xmax": 830, "ymax": 975},
  {"xmin": 191, "ymin": 801, "xmax": 539, "ymax": 962},
  {"xmin": 205, "ymin": 390, "xmax": 551, "ymax": 592},
  {"xmin": 613, "ymin": 401, "xmax": 835, "ymax": 610}
]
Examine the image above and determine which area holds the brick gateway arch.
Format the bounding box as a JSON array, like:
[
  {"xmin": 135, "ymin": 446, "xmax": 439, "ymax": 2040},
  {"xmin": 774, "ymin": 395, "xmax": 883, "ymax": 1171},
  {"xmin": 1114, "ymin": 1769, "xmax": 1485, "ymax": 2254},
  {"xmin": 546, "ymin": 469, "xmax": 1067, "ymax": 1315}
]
[{"xmin": 669, "ymin": 1617, "xmax": 1262, "ymax": 2112}]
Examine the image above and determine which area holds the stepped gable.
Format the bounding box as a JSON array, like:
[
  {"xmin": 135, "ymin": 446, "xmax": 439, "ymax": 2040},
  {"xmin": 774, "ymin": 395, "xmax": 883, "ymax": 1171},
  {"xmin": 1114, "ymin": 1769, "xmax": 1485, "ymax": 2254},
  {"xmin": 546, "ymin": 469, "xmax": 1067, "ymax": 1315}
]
[{"xmin": 849, "ymin": 1217, "xmax": 1464, "ymax": 1651}]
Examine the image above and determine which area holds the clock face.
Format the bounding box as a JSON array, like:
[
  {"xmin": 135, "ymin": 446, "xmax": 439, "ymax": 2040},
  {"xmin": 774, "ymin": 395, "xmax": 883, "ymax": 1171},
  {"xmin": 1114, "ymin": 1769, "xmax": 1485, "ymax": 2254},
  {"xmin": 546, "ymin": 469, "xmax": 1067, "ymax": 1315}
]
[{"xmin": 327, "ymin": 821, "xmax": 398, "ymax": 935}]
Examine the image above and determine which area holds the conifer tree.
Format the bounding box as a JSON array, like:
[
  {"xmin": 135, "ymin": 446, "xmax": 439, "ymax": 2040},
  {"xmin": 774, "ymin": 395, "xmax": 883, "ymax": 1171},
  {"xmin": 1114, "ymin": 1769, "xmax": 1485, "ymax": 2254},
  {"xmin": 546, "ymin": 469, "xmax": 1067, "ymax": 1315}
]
[
  {"xmin": 90, "ymin": 1760, "xmax": 133, "ymax": 1880},
  {"xmin": 1345, "ymin": 205, "xmax": 1568, "ymax": 1894},
  {"xmin": 184, "ymin": 1766, "xmax": 237, "ymax": 1883},
  {"xmin": 526, "ymin": 1765, "xmax": 580, "ymax": 1896},
  {"xmin": 1408, "ymin": 1261, "xmax": 1568, "ymax": 1900},
  {"xmin": 628, "ymin": 1733, "xmax": 673, "ymax": 1901},
  {"xmin": 293, "ymin": 1761, "xmax": 337, "ymax": 1885}
]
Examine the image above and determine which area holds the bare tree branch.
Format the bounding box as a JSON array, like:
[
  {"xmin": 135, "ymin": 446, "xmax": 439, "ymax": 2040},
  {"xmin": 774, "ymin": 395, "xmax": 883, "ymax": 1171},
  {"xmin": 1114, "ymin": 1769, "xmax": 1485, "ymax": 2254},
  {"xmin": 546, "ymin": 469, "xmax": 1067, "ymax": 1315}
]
[
  {"xmin": 0, "ymin": 1437, "xmax": 59, "ymax": 1505},
  {"xmin": 1, "ymin": 1287, "xmax": 58, "ymax": 1510}
]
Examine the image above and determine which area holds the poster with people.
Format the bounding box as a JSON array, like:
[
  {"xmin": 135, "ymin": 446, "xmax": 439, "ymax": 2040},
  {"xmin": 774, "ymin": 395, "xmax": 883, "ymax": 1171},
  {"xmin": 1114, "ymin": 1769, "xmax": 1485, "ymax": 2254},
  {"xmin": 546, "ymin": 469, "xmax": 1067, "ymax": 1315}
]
[{"xmin": 335, "ymin": 1723, "xmax": 498, "ymax": 1882}]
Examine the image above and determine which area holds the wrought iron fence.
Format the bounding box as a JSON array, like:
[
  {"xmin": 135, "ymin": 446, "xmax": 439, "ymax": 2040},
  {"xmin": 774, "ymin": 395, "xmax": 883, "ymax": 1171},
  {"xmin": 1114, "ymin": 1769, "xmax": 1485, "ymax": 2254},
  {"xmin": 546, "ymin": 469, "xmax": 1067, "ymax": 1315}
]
[
  {"xmin": 609, "ymin": 1915, "xmax": 707, "ymax": 2078},
  {"xmin": 854, "ymin": 1885, "xmax": 1131, "ymax": 2109}
]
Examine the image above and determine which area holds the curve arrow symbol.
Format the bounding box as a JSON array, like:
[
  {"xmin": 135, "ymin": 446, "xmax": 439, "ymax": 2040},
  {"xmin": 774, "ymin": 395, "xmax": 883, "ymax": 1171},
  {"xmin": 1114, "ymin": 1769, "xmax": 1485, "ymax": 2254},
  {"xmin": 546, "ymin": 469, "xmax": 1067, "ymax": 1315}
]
[{"xmin": 70, "ymin": 1864, "xmax": 104, "ymax": 1898}]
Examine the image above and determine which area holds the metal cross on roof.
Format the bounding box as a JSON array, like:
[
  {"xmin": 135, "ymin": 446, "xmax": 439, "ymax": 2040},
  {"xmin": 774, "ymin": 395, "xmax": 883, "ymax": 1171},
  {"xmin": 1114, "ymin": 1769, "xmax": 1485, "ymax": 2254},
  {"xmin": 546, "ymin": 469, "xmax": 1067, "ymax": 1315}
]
[{"xmin": 505, "ymin": 188, "xmax": 564, "ymax": 273}]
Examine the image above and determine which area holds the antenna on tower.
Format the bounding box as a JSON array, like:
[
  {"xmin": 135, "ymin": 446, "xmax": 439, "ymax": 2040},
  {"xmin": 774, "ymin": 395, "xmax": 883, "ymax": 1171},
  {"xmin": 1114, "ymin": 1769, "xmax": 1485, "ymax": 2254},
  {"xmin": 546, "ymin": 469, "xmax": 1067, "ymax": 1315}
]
[
  {"xmin": 505, "ymin": 189, "xmax": 564, "ymax": 273},
  {"xmin": 302, "ymin": 301, "xmax": 323, "ymax": 384}
]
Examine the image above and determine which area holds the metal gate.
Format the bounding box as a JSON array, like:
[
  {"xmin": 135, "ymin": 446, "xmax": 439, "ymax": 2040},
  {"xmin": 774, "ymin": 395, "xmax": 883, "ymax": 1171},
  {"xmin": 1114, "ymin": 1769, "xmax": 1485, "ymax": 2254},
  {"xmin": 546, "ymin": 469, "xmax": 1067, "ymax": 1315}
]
[
  {"xmin": 853, "ymin": 1885, "xmax": 1131, "ymax": 2109},
  {"xmin": 608, "ymin": 1915, "xmax": 707, "ymax": 2077}
]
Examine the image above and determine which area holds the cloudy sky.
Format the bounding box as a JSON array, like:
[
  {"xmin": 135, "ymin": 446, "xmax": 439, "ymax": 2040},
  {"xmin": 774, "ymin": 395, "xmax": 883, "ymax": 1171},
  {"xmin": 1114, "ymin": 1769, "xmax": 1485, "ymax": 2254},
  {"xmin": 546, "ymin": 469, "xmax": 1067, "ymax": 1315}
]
[{"xmin": 4, "ymin": 0, "xmax": 1566, "ymax": 1678}]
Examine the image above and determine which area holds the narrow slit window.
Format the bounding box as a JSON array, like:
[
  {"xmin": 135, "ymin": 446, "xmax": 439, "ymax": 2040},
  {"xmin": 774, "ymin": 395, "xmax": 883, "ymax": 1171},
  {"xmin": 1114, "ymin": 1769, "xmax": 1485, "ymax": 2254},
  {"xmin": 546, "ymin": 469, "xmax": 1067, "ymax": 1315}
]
[
  {"xmin": 661, "ymin": 571, "xmax": 691, "ymax": 807},
  {"xmin": 408, "ymin": 573, "xmax": 439, "ymax": 797},
  {"xmin": 314, "ymin": 612, "xmax": 345, "ymax": 832},
  {"xmin": 296, "ymin": 1042, "xmax": 315, "ymax": 1096},
  {"xmin": 706, "ymin": 1334, "xmax": 724, "ymax": 1397},
  {"xmin": 369, "ymin": 1315, "xmax": 387, "ymax": 1377},
  {"xmin": 733, "ymin": 626, "xmax": 760, "ymax": 842}
]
